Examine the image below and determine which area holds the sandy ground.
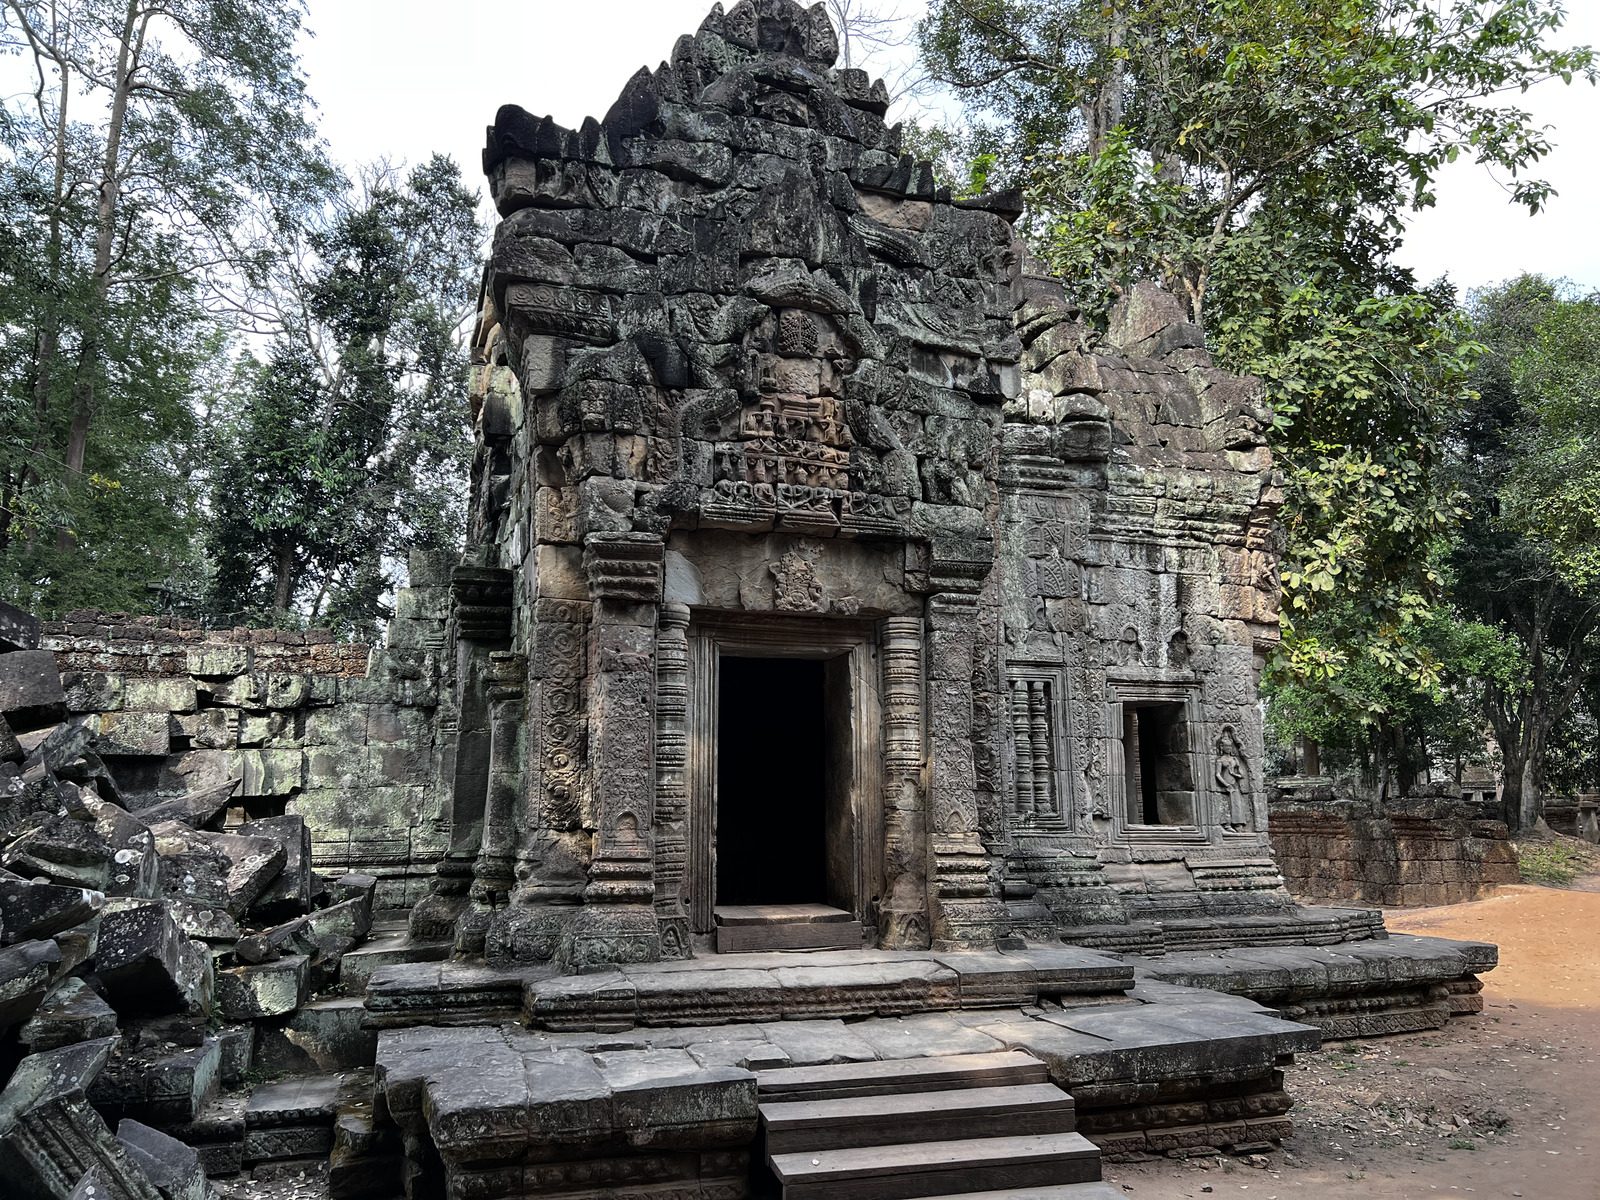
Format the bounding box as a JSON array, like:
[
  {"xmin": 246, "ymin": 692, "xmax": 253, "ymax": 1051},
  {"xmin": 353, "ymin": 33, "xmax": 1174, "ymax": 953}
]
[{"xmin": 1103, "ymin": 882, "xmax": 1600, "ymax": 1200}]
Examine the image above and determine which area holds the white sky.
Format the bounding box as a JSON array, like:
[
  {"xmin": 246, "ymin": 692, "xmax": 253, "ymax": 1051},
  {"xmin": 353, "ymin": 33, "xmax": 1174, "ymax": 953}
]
[{"xmin": 245, "ymin": 2, "xmax": 1600, "ymax": 299}]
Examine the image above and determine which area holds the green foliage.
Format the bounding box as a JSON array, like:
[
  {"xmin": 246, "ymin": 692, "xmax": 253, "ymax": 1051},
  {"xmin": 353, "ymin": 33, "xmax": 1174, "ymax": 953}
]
[
  {"xmin": 1513, "ymin": 838, "xmax": 1594, "ymax": 887},
  {"xmin": 204, "ymin": 158, "xmax": 483, "ymax": 638},
  {"xmin": 919, "ymin": 0, "xmax": 1594, "ymax": 767}
]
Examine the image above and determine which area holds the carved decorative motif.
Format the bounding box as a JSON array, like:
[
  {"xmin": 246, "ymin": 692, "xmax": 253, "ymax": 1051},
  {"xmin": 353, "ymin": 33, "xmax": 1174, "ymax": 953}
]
[
  {"xmin": 769, "ymin": 548, "xmax": 825, "ymax": 611},
  {"xmin": 1215, "ymin": 725, "xmax": 1253, "ymax": 830},
  {"xmin": 879, "ymin": 617, "xmax": 928, "ymax": 950},
  {"xmin": 451, "ymin": 567, "xmax": 514, "ymax": 642},
  {"xmin": 653, "ymin": 604, "xmax": 693, "ymax": 958}
]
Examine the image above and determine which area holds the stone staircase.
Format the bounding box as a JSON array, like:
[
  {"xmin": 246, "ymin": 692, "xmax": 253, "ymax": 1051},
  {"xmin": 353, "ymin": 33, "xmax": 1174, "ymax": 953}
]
[{"xmin": 757, "ymin": 1051, "xmax": 1115, "ymax": 1200}]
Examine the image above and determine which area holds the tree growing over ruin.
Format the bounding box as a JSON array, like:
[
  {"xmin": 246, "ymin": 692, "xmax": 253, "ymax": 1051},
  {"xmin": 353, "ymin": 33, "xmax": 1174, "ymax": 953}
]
[{"xmin": 204, "ymin": 157, "xmax": 483, "ymax": 637}]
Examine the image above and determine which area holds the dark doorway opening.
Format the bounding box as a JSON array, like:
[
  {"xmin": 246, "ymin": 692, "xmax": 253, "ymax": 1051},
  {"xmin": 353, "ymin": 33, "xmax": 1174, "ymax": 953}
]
[
  {"xmin": 1122, "ymin": 701, "xmax": 1195, "ymax": 825},
  {"xmin": 717, "ymin": 656, "xmax": 827, "ymax": 906}
]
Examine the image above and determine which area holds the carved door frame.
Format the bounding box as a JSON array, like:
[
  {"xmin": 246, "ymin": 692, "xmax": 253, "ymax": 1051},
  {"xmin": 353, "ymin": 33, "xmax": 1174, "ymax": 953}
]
[{"xmin": 685, "ymin": 613, "xmax": 884, "ymax": 934}]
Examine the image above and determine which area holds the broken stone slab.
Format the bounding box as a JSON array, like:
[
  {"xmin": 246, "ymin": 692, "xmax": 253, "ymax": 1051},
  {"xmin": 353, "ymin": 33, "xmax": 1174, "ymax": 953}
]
[
  {"xmin": 0, "ymin": 650, "xmax": 68, "ymax": 733},
  {"xmin": 240, "ymin": 816, "xmax": 311, "ymax": 922},
  {"xmin": 159, "ymin": 900, "xmax": 238, "ymax": 945},
  {"xmin": 129, "ymin": 780, "xmax": 239, "ymax": 831},
  {"xmin": 150, "ymin": 824, "xmax": 284, "ymax": 917},
  {"xmin": 113, "ymin": 1121, "xmax": 206, "ymax": 1200},
  {"xmin": 0, "ymin": 939, "xmax": 61, "ymax": 1030},
  {"xmin": 0, "ymin": 601, "xmax": 41, "ymax": 654},
  {"xmin": 87, "ymin": 1038, "xmax": 222, "ymax": 1127},
  {"xmin": 0, "ymin": 716, "xmax": 21, "ymax": 765},
  {"xmin": 0, "ymin": 878, "xmax": 104, "ymax": 943},
  {"xmin": 331, "ymin": 873, "xmax": 376, "ymax": 923},
  {"xmin": 162, "ymin": 1093, "xmax": 247, "ymax": 1179},
  {"xmin": 94, "ymin": 902, "xmax": 213, "ymax": 1016},
  {"xmin": 20, "ymin": 977, "xmax": 119, "ymax": 1052},
  {"xmin": 0, "ymin": 1036, "xmax": 163, "ymax": 1200},
  {"xmin": 214, "ymin": 1025, "xmax": 255, "ymax": 1088},
  {"xmin": 215, "ymin": 953, "xmax": 308, "ymax": 1020},
  {"xmin": 282, "ymin": 996, "xmax": 377, "ymax": 1071}
]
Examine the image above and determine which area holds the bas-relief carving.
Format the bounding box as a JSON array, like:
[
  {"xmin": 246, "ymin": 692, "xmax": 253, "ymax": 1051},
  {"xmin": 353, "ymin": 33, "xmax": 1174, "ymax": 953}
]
[{"xmin": 445, "ymin": 0, "xmax": 1295, "ymax": 967}]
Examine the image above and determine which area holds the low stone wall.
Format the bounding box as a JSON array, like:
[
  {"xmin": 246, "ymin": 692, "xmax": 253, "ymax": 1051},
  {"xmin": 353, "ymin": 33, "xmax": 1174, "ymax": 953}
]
[
  {"xmin": 1268, "ymin": 788, "xmax": 1518, "ymax": 907},
  {"xmin": 35, "ymin": 598, "xmax": 451, "ymax": 911}
]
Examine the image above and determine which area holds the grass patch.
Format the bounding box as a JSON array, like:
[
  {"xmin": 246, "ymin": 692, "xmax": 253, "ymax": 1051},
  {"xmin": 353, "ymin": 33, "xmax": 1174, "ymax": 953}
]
[
  {"xmin": 1514, "ymin": 839, "xmax": 1594, "ymax": 887},
  {"xmin": 1449, "ymin": 1138, "xmax": 1478, "ymax": 1151}
]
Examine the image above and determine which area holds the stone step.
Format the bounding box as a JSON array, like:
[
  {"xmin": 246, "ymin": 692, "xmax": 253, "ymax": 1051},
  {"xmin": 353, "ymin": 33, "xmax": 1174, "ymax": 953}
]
[
  {"xmin": 339, "ymin": 930, "xmax": 449, "ymax": 991},
  {"xmin": 761, "ymin": 1082, "xmax": 1075, "ymax": 1152},
  {"xmin": 914, "ymin": 1187, "xmax": 1127, "ymax": 1200},
  {"xmin": 768, "ymin": 1131, "xmax": 1102, "ymax": 1200},
  {"xmin": 716, "ymin": 904, "xmax": 865, "ymax": 953},
  {"xmin": 758, "ymin": 1051, "xmax": 1048, "ymax": 1104}
]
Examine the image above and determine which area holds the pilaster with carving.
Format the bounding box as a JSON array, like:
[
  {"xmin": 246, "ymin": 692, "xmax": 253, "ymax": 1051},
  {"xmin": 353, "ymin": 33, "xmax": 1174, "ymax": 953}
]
[
  {"xmin": 878, "ymin": 616, "xmax": 929, "ymax": 950},
  {"xmin": 653, "ymin": 603, "xmax": 693, "ymax": 959},
  {"xmin": 567, "ymin": 532, "xmax": 664, "ymax": 968}
]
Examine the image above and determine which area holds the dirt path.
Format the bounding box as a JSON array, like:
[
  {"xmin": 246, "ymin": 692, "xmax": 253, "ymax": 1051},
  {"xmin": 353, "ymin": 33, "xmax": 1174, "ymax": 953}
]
[{"xmin": 1103, "ymin": 884, "xmax": 1600, "ymax": 1200}]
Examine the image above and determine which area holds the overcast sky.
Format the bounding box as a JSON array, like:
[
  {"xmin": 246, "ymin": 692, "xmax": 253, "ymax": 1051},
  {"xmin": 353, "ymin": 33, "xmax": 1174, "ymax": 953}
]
[{"xmin": 299, "ymin": 0, "xmax": 1600, "ymax": 297}]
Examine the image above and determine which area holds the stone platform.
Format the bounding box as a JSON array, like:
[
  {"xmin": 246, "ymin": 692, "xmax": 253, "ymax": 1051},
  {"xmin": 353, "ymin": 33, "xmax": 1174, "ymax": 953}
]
[
  {"xmin": 1135, "ymin": 933, "xmax": 1497, "ymax": 1037},
  {"xmin": 372, "ymin": 982, "xmax": 1317, "ymax": 1196}
]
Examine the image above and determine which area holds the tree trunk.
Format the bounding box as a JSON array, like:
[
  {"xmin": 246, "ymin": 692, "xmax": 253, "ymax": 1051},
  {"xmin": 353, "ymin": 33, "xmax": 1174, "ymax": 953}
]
[{"xmin": 58, "ymin": 1, "xmax": 146, "ymax": 550}]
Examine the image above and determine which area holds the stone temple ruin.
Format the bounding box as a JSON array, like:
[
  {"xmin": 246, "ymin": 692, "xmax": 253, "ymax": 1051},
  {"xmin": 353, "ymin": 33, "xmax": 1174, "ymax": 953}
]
[{"xmin": 0, "ymin": 4, "xmax": 1502, "ymax": 1199}]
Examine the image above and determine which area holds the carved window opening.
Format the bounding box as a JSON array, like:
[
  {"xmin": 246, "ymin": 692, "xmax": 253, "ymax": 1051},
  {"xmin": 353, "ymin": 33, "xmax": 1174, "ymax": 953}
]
[
  {"xmin": 1005, "ymin": 666, "xmax": 1073, "ymax": 832},
  {"xmin": 1121, "ymin": 702, "xmax": 1195, "ymax": 826}
]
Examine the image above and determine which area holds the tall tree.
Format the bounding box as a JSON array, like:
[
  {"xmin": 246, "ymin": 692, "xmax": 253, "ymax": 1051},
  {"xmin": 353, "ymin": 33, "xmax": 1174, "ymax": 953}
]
[
  {"xmin": 0, "ymin": 0, "xmax": 331, "ymax": 602},
  {"xmin": 205, "ymin": 157, "xmax": 483, "ymax": 638},
  {"xmin": 1448, "ymin": 276, "xmax": 1600, "ymax": 830}
]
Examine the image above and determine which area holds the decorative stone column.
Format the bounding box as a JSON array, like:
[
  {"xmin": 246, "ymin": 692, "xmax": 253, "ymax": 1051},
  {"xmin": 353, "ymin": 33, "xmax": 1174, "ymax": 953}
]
[
  {"xmin": 408, "ymin": 564, "xmax": 512, "ymax": 943},
  {"xmin": 926, "ymin": 569, "xmax": 1009, "ymax": 950},
  {"xmin": 455, "ymin": 651, "xmax": 525, "ymax": 955},
  {"xmin": 567, "ymin": 532, "xmax": 664, "ymax": 969},
  {"xmin": 653, "ymin": 603, "xmax": 693, "ymax": 959},
  {"xmin": 878, "ymin": 617, "xmax": 929, "ymax": 950}
]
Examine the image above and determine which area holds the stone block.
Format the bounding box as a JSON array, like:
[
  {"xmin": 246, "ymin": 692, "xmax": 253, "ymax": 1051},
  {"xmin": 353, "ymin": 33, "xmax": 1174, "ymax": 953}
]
[
  {"xmin": 120, "ymin": 680, "xmax": 196, "ymax": 714},
  {"xmin": 0, "ymin": 1037, "xmax": 161, "ymax": 1200},
  {"xmin": 5, "ymin": 804, "xmax": 158, "ymax": 898},
  {"xmin": 239, "ymin": 749, "xmax": 303, "ymax": 798},
  {"xmin": 95, "ymin": 712, "xmax": 172, "ymax": 758},
  {"xmin": 20, "ymin": 977, "xmax": 119, "ymax": 1052},
  {"xmin": 0, "ymin": 939, "xmax": 61, "ymax": 1030},
  {"xmin": 185, "ymin": 645, "xmax": 252, "ymax": 678},
  {"xmin": 95, "ymin": 903, "xmax": 213, "ymax": 1016},
  {"xmin": 241, "ymin": 816, "xmax": 312, "ymax": 920},
  {"xmin": 283, "ymin": 997, "xmax": 378, "ymax": 1071},
  {"xmin": 114, "ymin": 1120, "xmax": 206, "ymax": 1200},
  {"xmin": 215, "ymin": 954, "xmax": 309, "ymax": 1020},
  {"xmin": 62, "ymin": 671, "xmax": 123, "ymax": 714},
  {"xmin": 243, "ymin": 1075, "xmax": 340, "ymax": 1165},
  {"xmin": 131, "ymin": 779, "xmax": 239, "ymax": 830},
  {"xmin": 0, "ymin": 651, "xmax": 68, "ymax": 733},
  {"xmin": 0, "ymin": 879, "xmax": 103, "ymax": 944},
  {"xmin": 0, "ymin": 601, "xmax": 41, "ymax": 653},
  {"xmin": 151, "ymin": 825, "xmax": 286, "ymax": 917},
  {"xmin": 0, "ymin": 715, "xmax": 20, "ymax": 765},
  {"xmin": 88, "ymin": 1038, "xmax": 222, "ymax": 1126}
]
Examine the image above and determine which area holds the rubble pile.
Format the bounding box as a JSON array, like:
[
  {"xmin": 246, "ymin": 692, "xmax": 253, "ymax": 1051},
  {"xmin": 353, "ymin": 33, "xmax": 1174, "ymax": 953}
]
[{"xmin": 0, "ymin": 600, "xmax": 379, "ymax": 1198}]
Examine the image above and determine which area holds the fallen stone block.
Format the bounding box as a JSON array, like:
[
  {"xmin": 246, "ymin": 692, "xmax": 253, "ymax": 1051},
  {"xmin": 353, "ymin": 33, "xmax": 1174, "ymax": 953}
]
[
  {"xmin": 160, "ymin": 900, "xmax": 238, "ymax": 944},
  {"xmin": 114, "ymin": 1121, "xmax": 206, "ymax": 1200},
  {"xmin": 214, "ymin": 1025, "xmax": 255, "ymax": 1088},
  {"xmin": 4, "ymin": 804, "xmax": 157, "ymax": 898},
  {"xmin": 129, "ymin": 780, "xmax": 239, "ymax": 831},
  {"xmin": 163, "ymin": 1093, "xmax": 246, "ymax": 1178},
  {"xmin": 0, "ymin": 651, "xmax": 67, "ymax": 733},
  {"xmin": 150, "ymin": 826, "xmax": 284, "ymax": 918},
  {"xmin": 20, "ymin": 977, "xmax": 119, "ymax": 1052},
  {"xmin": 328, "ymin": 1076, "xmax": 402, "ymax": 1200},
  {"xmin": 53, "ymin": 917, "xmax": 100, "ymax": 978},
  {"xmin": 0, "ymin": 878, "xmax": 103, "ymax": 944},
  {"xmin": 241, "ymin": 816, "xmax": 311, "ymax": 922},
  {"xmin": 87, "ymin": 1038, "xmax": 222, "ymax": 1127},
  {"xmin": 0, "ymin": 602, "xmax": 41, "ymax": 654},
  {"xmin": 0, "ymin": 939, "xmax": 61, "ymax": 1030},
  {"xmin": 215, "ymin": 953, "xmax": 308, "ymax": 1020},
  {"xmin": 332, "ymin": 873, "xmax": 376, "ymax": 921},
  {"xmin": 284, "ymin": 996, "xmax": 377, "ymax": 1071},
  {"xmin": 94, "ymin": 903, "xmax": 213, "ymax": 1016},
  {"xmin": 0, "ymin": 716, "xmax": 21, "ymax": 765},
  {"xmin": 0, "ymin": 1037, "xmax": 162, "ymax": 1200}
]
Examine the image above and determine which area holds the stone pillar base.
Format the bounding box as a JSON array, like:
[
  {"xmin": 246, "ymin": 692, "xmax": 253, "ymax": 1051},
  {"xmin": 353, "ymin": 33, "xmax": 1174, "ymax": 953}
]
[
  {"xmin": 485, "ymin": 903, "xmax": 579, "ymax": 967},
  {"xmin": 565, "ymin": 904, "xmax": 661, "ymax": 972}
]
